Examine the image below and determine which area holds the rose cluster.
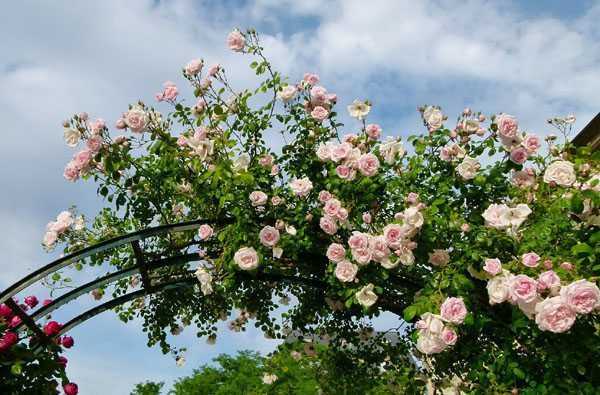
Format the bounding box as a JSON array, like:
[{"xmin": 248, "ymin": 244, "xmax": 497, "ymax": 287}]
[
  {"xmin": 43, "ymin": 210, "xmax": 84, "ymax": 248},
  {"xmin": 415, "ymin": 297, "xmax": 468, "ymax": 354}
]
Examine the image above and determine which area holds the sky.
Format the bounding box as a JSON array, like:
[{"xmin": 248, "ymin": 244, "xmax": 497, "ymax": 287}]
[{"xmin": 1, "ymin": 0, "xmax": 599, "ymax": 393}]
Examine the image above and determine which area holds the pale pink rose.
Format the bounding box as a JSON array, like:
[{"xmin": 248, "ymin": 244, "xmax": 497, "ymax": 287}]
[
  {"xmin": 78, "ymin": 112, "xmax": 89, "ymax": 121},
  {"xmin": 124, "ymin": 106, "xmax": 148, "ymax": 133},
  {"xmin": 278, "ymin": 85, "xmax": 297, "ymax": 102},
  {"xmin": 369, "ymin": 236, "xmax": 390, "ymax": 262},
  {"xmin": 523, "ymin": 134, "xmax": 541, "ymax": 153},
  {"xmin": 440, "ymin": 297, "xmax": 467, "ymax": 324},
  {"xmin": 207, "ymin": 63, "xmax": 220, "ymax": 77},
  {"xmin": 271, "ymin": 196, "xmax": 282, "ymax": 206},
  {"xmin": 357, "ymin": 153, "xmax": 380, "ymax": 176},
  {"xmin": 177, "ymin": 135, "xmax": 187, "ymax": 147},
  {"xmin": 73, "ymin": 149, "xmax": 93, "ymax": 170},
  {"xmin": 184, "ymin": 59, "xmax": 203, "ymax": 77},
  {"xmin": 365, "ymin": 124, "xmax": 382, "ymax": 140},
  {"xmin": 510, "ymin": 147, "xmax": 529, "ymax": 164},
  {"xmin": 461, "ymin": 223, "xmax": 470, "ymax": 232},
  {"xmin": 538, "ymin": 270, "xmax": 561, "ymax": 293},
  {"xmin": 193, "ymin": 98, "xmax": 207, "ymax": 114},
  {"xmin": 249, "ymin": 191, "xmax": 268, "ymax": 207},
  {"xmin": 318, "ymin": 190, "xmax": 332, "ymax": 203},
  {"xmin": 323, "ymin": 198, "xmax": 342, "ymax": 217},
  {"xmin": 543, "ymin": 259, "xmax": 553, "ymax": 270},
  {"xmin": 311, "ymin": 106, "xmax": 329, "ymax": 122},
  {"xmin": 439, "ymin": 146, "xmax": 452, "ymax": 162},
  {"xmin": 521, "ymin": 252, "xmax": 540, "ymax": 268},
  {"xmin": 156, "ymin": 81, "xmax": 178, "ymax": 102},
  {"xmin": 303, "ymin": 73, "xmax": 319, "ymax": 85},
  {"xmin": 535, "ymin": 296, "xmax": 576, "ymax": 333},
  {"xmin": 496, "ymin": 114, "xmax": 518, "ymax": 138},
  {"xmin": 316, "ymin": 143, "xmax": 331, "ymax": 161},
  {"xmin": 427, "ymin": 249, "xmax": 449, "ymax": 267},
  {"xmin": 560, "ymin": 279, "xmax": 600, "ymax": 314},
  {"xmin": 543, "ymin": 160, "xmax": 576, "ymax": 187},
  {"xmin": 508, "ymin": 274, "xmax": 538, "ymax": 304},
  {"xmin": 259, "ymin": 226, "xmax": 280, "ymax": 247},
  {"xmin": 54, "ymin": 211, "xmax": 74, "ymax": 232},
  {"xmin": 330, "ymin": 143, "xmax": 352, "ymax": 162},
  {"xmin": 416, "ymin": 332, "xmax": 446, "ymax": 355},
  {"xmin": 511, "ymin": 169, "xmax": 536, "ymax": 188},
  {"xmin": 319, "ymin": 216, "xmax": 338, "ymax": 235},
  {"xmin": 352, "ymin": 247, "xmax": 372, "ymax": 265},
  {"xmin": 326, "ymin": 243, "xmax": 346, "ymax": 262},
  {"xmin": 227, "ymin": 30, "xmax": 245, "ymax": 51},
  {"xmin": 406, "ymin": 193, "xmax": 419, "ymax": 205},
  {"xmin": 441, "ymin": 327, "xmax": 458, "ymax": 345},
  {"xmin": 560, "ymin": 261, "xmax": 573, "ymax": 271},
  {"xmin": 362, "ymin": 212, "xmax": 372, "ymax": 224},
  {"xmin": 86, "ymin": 136, "xmax": 102, "ymax": 153},
  {"xmin": 115, "ymin": 118, "xmax": 126, "ymax": 129},
  {"xmin": 258, "ymin": 154, "xmax": 273, "ymax": 168},
  {"xmin": 348, "ymin": 231, "xmax": 370, "ymax": 250},
  {"xmin": 482, "ymin": 204, "xmax": 510, "ymax": 229},
  {"xmin": 336, "ymin": 207, "xmax": 349, "ymax": 221},
  {"xmin": 89, "ymin": 118, "xmax": 106, "ymax": 135},
  {"xmin": 334, "ymin": 260, "xmax": 358, "ymax": 282},
  {"xmin": 43, "ymin": 230, "xmax": 58, "ymax": 247},
  {"xmin": 234, "ymin": 247, "xmax": 259, "ymax": 270},
  {"xmin": 270, "ymin": 165, "xmax": 279, "ymax": 175},
  {"xmin": 335, "ymin": 165, "xmax": 355, "ymax": 180},
  {"xmin": 63, "ymin": 161, "xmax": 80, "ymax": 182},
  {"xmin": 310, "ymin": 86, "xmax": 328, "ymax": 105},
  {"xmin": 289, "ymin": 177, "xmax": 313, "ymax": 197},
  {"xmin": 198, "ymin": 224, "xmax": 214, "ymax": 240},
  {"xmin": 383, "ymin": 224, "xmax": 405, "ymax": 249},
  {"xmin": 483, "ymin": 258, "xmax": 502, "ymax": 276}
]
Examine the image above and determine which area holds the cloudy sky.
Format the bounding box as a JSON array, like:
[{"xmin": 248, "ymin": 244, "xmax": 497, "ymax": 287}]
[{"xmin": 1, "ymin": 0, "xmax": 599, "ymax": 393}]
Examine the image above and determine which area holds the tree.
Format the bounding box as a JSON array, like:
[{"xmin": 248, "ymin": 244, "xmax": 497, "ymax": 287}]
[
  {"xmin": 2, "ymin": 27, "xmax": 599, "ymax": 393},
  {"xmin": 131, "ymin": 381, "xmax": 164, "ymax": 395}
]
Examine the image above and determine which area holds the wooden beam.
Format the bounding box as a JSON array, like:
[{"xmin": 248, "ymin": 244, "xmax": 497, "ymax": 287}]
[{"xmin": 573, "ymin": 113, "xmax": 600, "ymax": 150}]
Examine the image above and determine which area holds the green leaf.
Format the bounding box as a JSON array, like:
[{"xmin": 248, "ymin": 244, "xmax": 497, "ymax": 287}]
[{"xmin": 403, "ymin": 306, "xmax": 418, "ymax": 321}]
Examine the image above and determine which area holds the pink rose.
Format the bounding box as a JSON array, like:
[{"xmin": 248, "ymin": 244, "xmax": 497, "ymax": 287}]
[
  {"xmin": 323, "ymin": 198, "xmax": 342, "ymax": 217},
  {"xmin": 193, "ymin": 98, "xmax": 207, "ymax": 114},
  {"xmin": 357, "ymin": 153, "xmax": 380, "ymax": 176},
  {"xmin": 365, "ymin": 124, "xmax": 382, "ymax": 140},
  {"xmin": 303, "ymin": 73, "xmax": 319, "ymax": 85},
  {"xmin": 318, "ymin": 190, "xmax": 332, "ymax": 203},
  {"xmin": 538, "ymin": 270, "xmax": 561, "ymax": 293},
  {"xmin": 335, "ymin": 165, "xmax": 356, "ymax": 181},
  {"xmin": 24, "ymin": 296, "xmax": 38, "ymax": 308},
  {"xmin": 115, "ymin": 118, "xmax": 126, "ymax": 129},
  {"xmin": 316, "ymin": 143, "xmax": 331, "ymax": 161},
  {"xmin": 319, "ymin": 216, "xmax": 338, "ymax": 235},
  {"xmin": 43, "ymin": 321, "xmax": 62, "ymax": 336},
  {"xmin": 326, "ymin": 243, "xmax": 346, "ymax": 262},
  {"xmin": 86, "ymin": 136, "xmax": 103, "ymax": 153},
  {"xmin": 156, "ymin": 81, "xmax": 178, "ymax": 102},
  {"xmin": 330, "ymin": 143, "xmax": 352, "ymax": 162},
  {"xmin": 207, "ymin": 63, "xmax": 220, "ymax": 77},
  {"xmin": 271, "ymin": 196, "xmax": 282, "ymax": 206},
  {"xmin": 483, "ymin": 258, "xmax": 502, "ymax": 276},
  {"xmin": 310, "ymin": 86, "xmax": 328, "ymax": 105},
  {"xmin": 362, "ymin": 212, "xmax": 372, "ymax": 224},
  {"xmin": 383, "ymin": 224, "xmax": 405, "ymax": 249},
  {"xmin": 508, "ymin": 274, "xmax": 538, "ymax": 304},
  {"xmin": 124, "ymin": 106, "xmax": 148, "ymax": 133},
  {"xmin": 523, "ymin": 134, "xmax": 541, "ymax": 153},
  {"xmin": 369, "ymin": 236, "xmax": 390, "ymax": 262},
  {"xmin": 249, "ymin": 191, "xmax": 268, "ymax": 207},
  {"xmin": 89, "ymin": 118, "xmax": 105, "ymax": 135},
  {"xmin": 496, "ymin": 113, "xmax": 518, "ymax": 138},
  {"xmin": 560, "ymin": 279, "xmax": 600, "ymax": 314},
  {"xmin": 334, "ymin": 260, "xmax": 358, "ymax": 282},
  {"xmin": 259, "ymin": 154, "xmax": 273, "ymax": 167},
  {"xmin": 441, "ymin": 327, "xmax": 458, "ymax": 345},
  {"xmin": 227, "ymin": 30, "xmax": 245, "ymax": 51},
  {"xmin": 310, "ymin": 106, "xmax": 329, "ymax": 122},
  {"xmin": 535, "ymin": 296, "xmax": 576, "ymax": 333},
  {"xmin": 289, "ymin": 177, "xmax": 313, "ymax": 197},
  {"xmin": 63, "ymin": 383, "xmax": 79, "ymax": 395},
  {"xmin": 336, "ymin": 207, "xmax": 349, "ymax": 221},
  {"xmin": 351, "ymin": 247, "xmax": 372, "ymax": 265},
  {"xmin": 560, "ymin": 261, "xmax": 573, "ymax": 271},
  {"xmin": 440, "ymin": 297, "xmax": 467, "ymax": 324},
  {"xmin": 428, "ymin": 249, "xmax": 450, "ymax": 267},
  {"xmin": 184, "ymin": 58, "xmax": 203, "ymax": 77},
  {"xmin": 73, "ymin": 149, "xmax": 93, "ymax": 171},
  {"xmin": 348, "ymin": 231, "xmax": 370, "ymax": 250},
  {"xmin": 510, "ymin": 147, "xmax": 529, "ymax": 164},
  {"xmin": 198, "ymin": 224, "xmax": 214, "ymax": 240},
  {"xmin": 521, "ymin": 252, "xmax": 540, "ymax": 268},
  {"xmin": 259, "ymin": 226, "xmax": 280, "ymax": 247},
  {"xmin": 234, "ymin": 247, "xmax": 259, "ymax": 270},
  {"xmin": 0, "ymin": 332, "xmax": 18, "ymax": 352},
  {"xmin": 9, "ymin": 316, "xmax": 22, "ymax": 327},
  {"xmin": 61, "ymin": 336, "xmax": 74, "ymax": 348}
]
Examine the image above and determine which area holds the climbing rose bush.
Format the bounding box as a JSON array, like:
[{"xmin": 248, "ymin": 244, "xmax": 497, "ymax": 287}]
[{"xmin": 29, "ymin": 28, "xmax": 600, "ymax": 393}]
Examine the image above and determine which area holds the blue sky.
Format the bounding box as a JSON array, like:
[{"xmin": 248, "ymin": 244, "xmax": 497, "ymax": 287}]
[{"xmin": 1, "ymin": 1, "xmax": 599, "ymax": 393}]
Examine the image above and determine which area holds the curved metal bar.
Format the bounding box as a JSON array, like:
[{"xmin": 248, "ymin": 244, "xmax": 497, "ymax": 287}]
[
  {"xmin": 0, "ymin": 219, "xmax": 213, "ymax": 304},
  {"xmin": 20, "ymin": 252, "xmax": 202, "ymax": 331}
]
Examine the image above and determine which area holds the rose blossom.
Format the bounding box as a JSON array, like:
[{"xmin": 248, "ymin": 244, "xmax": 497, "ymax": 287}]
[
  {"xmin": 323, "ymin": 198, "xmax": 342, "ymax": 217},
  {"xmin": 336, "ymin": 207, "xmax": 349, "ymax": 221},
  {"xmin": 496, "ymin": 113, "xmax": 518, "ymax": 138},
  {"xmin": 483, "ymin": 258, "xmax": 502, "ymax": 276},
  {"xmin": 303, "ymin": 73, "xmax": 319, "ymax": 85},
  {"xmin": 318, "ymin": 190, "xmax": 332, "ymax": 202},
  {"xmin": 334, "ymin": 260, "xmax": 358, "ymax": 282},
  {"xmin": 249, "ymin": 191, "xmax": 268, "ymax": 206},
  {"xmin": 487, "ymin": 270, "xmax": 512, "ymax": 304},
  {"xmin": 482, "ymin": 204, "xmax": 510, "ymax": 229},
  {"xmin": 184, "ymin": 58, "xmax": 203, "ymax": 76},
  {"xmin": 441, "ymin": 327, "xmax": 458, "ymax": 345},
  {"xmin": 319, "ymin": 215, "xmax": 338, "ymax": 235},
  {"xmin": 43, "ymin": 321, "xmax": 62, "ymax": 336},
  {"xmin": 259, "ymin": 154, "xmax": 273, "ymax": 167},
  {"xmin": 402, "ymin": 207, "xmax": 424, "ymax": 229},
  {"xmin": 89, "ymin": 118, "xmax": 105, "ymax": 135},
  {"xmin": 330, "ymin": 143, "xmax": 352, "ymax": 162},
  {"xmin": 259, "ymin": 226, "xmax": 280, "ymax": 247},
  {"xmin": 510, "ymin": 147, "xmax": 529, "ymax": 165},
  {"xmin": 207, "ymin": 63, "xmax": 220, "ymax": 77},
  {"xmin": 198, "ymin": 224, "xmax": 213, "ymax": 240},
  {"xmin": 538, "ymin": 270, "xmax": 561, "ymax": 294},
  {"xmin": 416, "ymin": 332, "xmax": 446, "ymax": 355},
  {"xmin": 289, "ymin": 177, "xmax": 313, "ymax": 197},
  {"xmin": 357, "ymin": 153, "xmax": 380, "ymax": 176},
  {"xmin": 560, "ymin": 261, "xmax": 573, "ymax": 271},
  {"xmin": 560, "ymin": 279, "xmax": 600, "ymax": 314},
  {"xmin": 124, "ymin": 105, "xmax": 148, "ymax": 133},
  {"xmin": 24, "ymin": 295, "xmax": 38, "ymax": 308},
  {"xmin": 277, "ymin": 85, "xmax": 297, "ymax": 102},
  {"xmin": 234, "ymin": 247, "xmax": 259, "ymax": 270},
  {"xmin": 379, "ymin": 138, "xmax": 405, "ymax": 164},
  {"xmin": 362, "ymin": 212, "xmax": 372, "ymax": 224},
  {"xmin": 383, "ymin": 224, "xmax": 406, "ymax": 249},
  {"xmin": 347, "ymin": 100, "xmax": 371, "ymax": 120},
  {"xmin": 523, "ymin": 134, "xmax": 541, "ymax": 153},
  {"xmin": 456, "ymin": 156, "xmax": 480, "ymax": 180},
  {"xmin": 352, "ymin": 247, "xmax": 372, "ymax": 265},
  {"xmin": 61, "ymin": 336, "xmax": 74, "ymax": 348},
  {"xmin": 316, "ymin": 143, "xmax": 332, "ymax": 161},
  {"xmin": 365, "ymin": 124, "xmax": 382, "ymax": 140},
  {"xmin": 423, "ymin": 106, "xmax": 444, "ymax": 131},
  {"xmin": 355, "ymin": 283, "xmax": 378, "ymax": 307},
  {"xmin": 63, "ymin": 383, "xmax": 79, "ymax": 395},
  {"xmin": 511, "ymin": 169, "xmax": 536, "ymax": 188},
  {"xmin": 521, "ymin": 252, "xmax": 540, "ymax": 268},
  {"xmin": 63, "ymin": 128, "xmax": 81, "ymax": 147},
  {"xmin": 336, "ymin": 165, "xmax": 356, "ymax": 181},
  {"xmin": 543, "ymin": 160, "xmax": 576, "ymax": 187},
  {"xmin": 326, "ymin": 243, "xmax": 346, "ymax": 262},
  {"xmin": 428, "ymin": 249, "xmax": 450, "ymax": 267},
  {"xmin": 440, "ymin": 297, "xmax": 467, "ymax": 324},
  {"xmin": 535, "ymin": 296, "xmax": 576, "ymax": 333},
  {"xmin": 227, "ymin": 30, "xmax": 245, "ymax": 51},
  {"xmin": 348, "ymin": 231, "xmax": 370, "ymax": 250},
  {"xmin": 508, "ymin": 274, "xmax": 538, "ymax": 304},
  {"xmin": 311, "ymin": 106, "xmax": 329, "ymax": 122}
]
